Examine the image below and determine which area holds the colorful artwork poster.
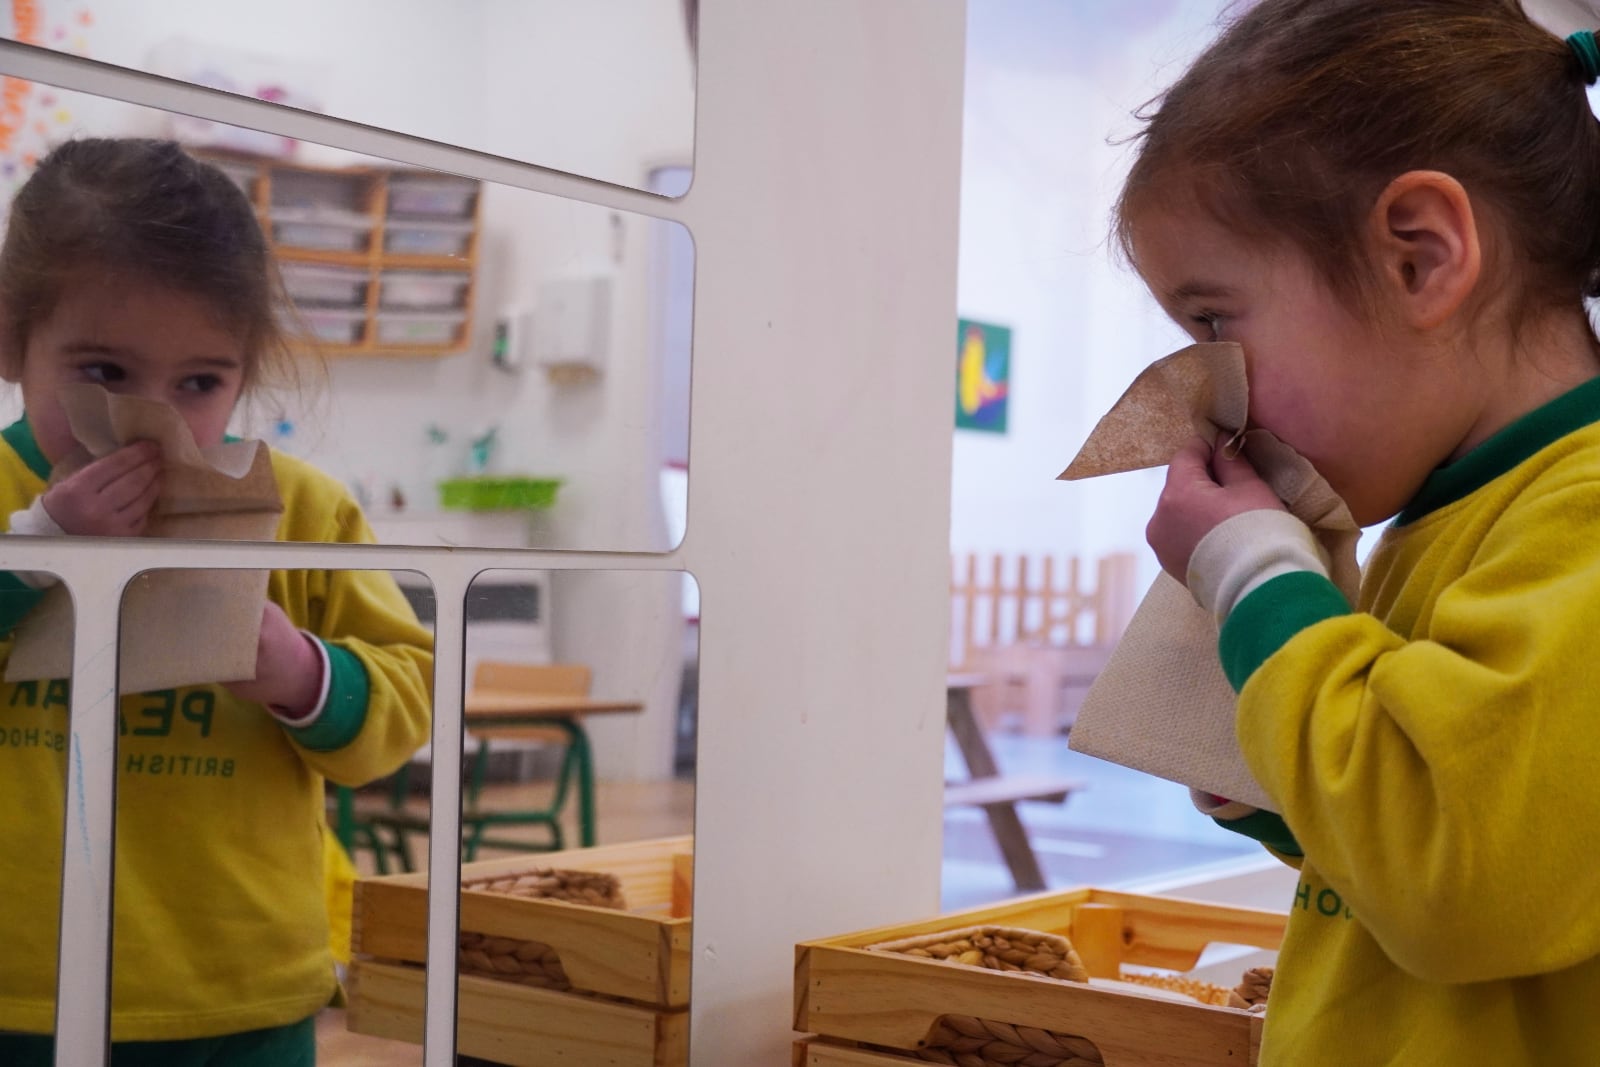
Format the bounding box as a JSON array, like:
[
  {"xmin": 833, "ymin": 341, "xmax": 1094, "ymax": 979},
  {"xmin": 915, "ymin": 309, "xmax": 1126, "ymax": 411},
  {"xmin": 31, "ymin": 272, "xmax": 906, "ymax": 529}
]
[
  {"xmin": 0, "ymin": 1, "xmax": 96, "ymax": 197},
  {"xmin": 955, "ymin": 318, "xmax": 1010, "ymax": 434}
]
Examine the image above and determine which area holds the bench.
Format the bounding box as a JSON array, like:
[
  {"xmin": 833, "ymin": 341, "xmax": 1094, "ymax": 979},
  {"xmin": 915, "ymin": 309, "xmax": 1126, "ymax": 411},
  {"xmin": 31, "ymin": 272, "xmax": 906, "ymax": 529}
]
[{"xmin": 944, "ymin": 772, "xmax": 1081, "ymax": 809}]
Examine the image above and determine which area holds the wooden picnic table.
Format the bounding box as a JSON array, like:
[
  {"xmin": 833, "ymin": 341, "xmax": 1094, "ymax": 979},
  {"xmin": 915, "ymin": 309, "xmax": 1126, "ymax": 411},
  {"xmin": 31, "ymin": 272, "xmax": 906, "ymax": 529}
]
[{"xmin": 945, "ymin": 673, "xmax": 1085, "ymax": 891}]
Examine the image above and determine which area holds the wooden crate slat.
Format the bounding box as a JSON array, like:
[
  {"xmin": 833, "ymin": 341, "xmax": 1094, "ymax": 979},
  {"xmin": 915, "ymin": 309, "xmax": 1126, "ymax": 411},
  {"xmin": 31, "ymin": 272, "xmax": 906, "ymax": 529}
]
[
  {"xmin": 353, "ymin": 836, "xmax": 693, "ymax": 1008},
  {"xmin": 463, "ymin": 891, "xmax": 690, "ymax": 1006},
  {"xmin": 359, "ymin": 834, "xmax": 689, "ymax": 900},
  {"xmin": 1079, "ymin": 889, "xmax": 1284, "ymax": 971},
  {"xmin": 794, "ymin": 1039, "xmax": 913, "ymax": 1067},
  {"xmin": 796, "ymin": 886, "xmax": 1091, "ymax": 952},
  {"xmin": 348, "ymin": 961, "xmax": 688, "ymax": 1067},
  {"xmin": 797, "ymin": 946, "xmax": 1253, "ymax": 1067}
]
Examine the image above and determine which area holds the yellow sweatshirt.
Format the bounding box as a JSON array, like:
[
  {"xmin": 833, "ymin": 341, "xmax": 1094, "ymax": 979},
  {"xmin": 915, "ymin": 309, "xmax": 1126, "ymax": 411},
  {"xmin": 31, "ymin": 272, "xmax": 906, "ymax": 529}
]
[
  {"xmin": 1214, "ymin": 377, "xmax": 1600, "ymax": 1064},
  {"xmin": 0, "ymin": 418, "xmax": 433, "ymax": 1041}
]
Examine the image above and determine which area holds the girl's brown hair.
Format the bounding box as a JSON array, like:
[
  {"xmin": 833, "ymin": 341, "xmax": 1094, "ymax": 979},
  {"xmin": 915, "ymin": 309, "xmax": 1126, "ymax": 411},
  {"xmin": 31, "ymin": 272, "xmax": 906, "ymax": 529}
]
[
  {"xmin": 1116, "ymin": 0, "xmax": 1600, "ymax": 319},
  {"xmin": 0, "ymin": 137, "xmax": 297, "ymax": 392}
]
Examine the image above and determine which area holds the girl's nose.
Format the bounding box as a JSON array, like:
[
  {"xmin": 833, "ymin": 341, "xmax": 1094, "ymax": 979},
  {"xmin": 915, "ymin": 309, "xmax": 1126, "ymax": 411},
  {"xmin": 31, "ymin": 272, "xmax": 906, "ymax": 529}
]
[{"xmin": 122, "ymin": 382, "xmax": 168, "ymax": 404}]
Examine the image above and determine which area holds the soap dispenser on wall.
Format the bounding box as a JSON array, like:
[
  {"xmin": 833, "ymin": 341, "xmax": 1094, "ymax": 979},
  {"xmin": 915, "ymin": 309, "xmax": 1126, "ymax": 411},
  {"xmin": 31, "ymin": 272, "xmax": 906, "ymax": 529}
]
[{"xmin": 531, "ymin": 275, "xmax": 612, "ymax": 385}]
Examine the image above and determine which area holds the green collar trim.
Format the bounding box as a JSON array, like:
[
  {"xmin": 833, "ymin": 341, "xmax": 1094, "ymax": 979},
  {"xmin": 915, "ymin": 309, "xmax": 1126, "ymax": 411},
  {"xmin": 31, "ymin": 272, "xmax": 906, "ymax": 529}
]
[
  {"xmin": 1397, "ymin": 375, "xmax": 1600, "ymax": 526},
  {"xmin": 3, "ymin": 417, "xmax": 50, "ymax": 482}
]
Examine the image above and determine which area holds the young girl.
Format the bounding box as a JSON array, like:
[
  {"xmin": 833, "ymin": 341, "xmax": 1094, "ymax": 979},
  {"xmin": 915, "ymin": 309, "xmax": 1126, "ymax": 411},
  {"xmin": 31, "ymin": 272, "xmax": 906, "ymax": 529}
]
[
  {"xmin": 0, "ymin": 139, "xmax": 433, "ymax": 1064},
  {"xmin": 1119, "ymin": 1, "xmax": 1600, "ymax": 1061}
]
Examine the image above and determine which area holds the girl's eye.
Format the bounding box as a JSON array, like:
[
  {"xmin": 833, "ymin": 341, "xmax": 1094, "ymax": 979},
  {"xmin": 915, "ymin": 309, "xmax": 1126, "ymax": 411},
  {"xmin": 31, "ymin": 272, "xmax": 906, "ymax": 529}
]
[
  {"xmin": 1192, "ymin": 312, "xmax": 1225, "ymax": 342},
  {"xmin": 80, "ymin": 362, "xmax": 125, "ymax": 384},
  {"xmin": 180, "ymin": 374, "xmax": 224, "ymax": 394}
]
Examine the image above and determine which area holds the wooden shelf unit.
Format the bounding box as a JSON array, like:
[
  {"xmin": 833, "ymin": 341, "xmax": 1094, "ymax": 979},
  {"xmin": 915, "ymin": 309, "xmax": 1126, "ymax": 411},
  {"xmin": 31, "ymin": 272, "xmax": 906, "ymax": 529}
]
[{"xmin": 195, "ymin": 151, "xmax": 483, "ymax": 358}]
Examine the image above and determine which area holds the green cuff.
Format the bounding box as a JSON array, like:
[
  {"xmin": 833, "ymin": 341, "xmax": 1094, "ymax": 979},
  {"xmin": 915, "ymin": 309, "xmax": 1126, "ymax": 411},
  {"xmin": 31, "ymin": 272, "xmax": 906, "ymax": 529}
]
[
  {"xmin": 283, "ymin": 641, "xmax": 370, "ymax": 752},
  {"xmin": 1219, "ymin": 571, "xmax": 1350, "ymax": 691},
  {"xmin": 0, "ymin": 572, "xmax": 45, "ymax": 638},
  {"xmin": 1212, "ymin": 809, "xmax": 1304, "ymax": 857}
]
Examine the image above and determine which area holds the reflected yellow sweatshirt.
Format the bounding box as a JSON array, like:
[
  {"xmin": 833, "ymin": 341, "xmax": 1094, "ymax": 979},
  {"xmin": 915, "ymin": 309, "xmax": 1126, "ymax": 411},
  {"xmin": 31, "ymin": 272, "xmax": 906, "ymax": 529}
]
[
  {"xmin": 1214, "ymin": 378, "xmax": 1600, "ymax": 1064},
  {"xmin": 0, "ymin": 417, "xmax": 433, "ymax": 1040}
]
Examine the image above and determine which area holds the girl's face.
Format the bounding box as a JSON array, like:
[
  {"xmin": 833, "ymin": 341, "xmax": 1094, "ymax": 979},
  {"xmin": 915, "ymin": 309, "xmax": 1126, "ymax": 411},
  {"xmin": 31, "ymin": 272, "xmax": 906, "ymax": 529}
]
[
  {"xmin": 1129, "ymin": 201, "xmax": 1481, "ymax": 526},
  {"xmin": 16, "ymin": 270, "xmax": 247, "ymax": 464}
]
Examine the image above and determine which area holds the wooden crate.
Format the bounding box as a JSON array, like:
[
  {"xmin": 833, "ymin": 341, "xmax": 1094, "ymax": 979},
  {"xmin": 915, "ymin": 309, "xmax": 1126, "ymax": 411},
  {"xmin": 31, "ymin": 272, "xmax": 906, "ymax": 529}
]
[
  {"xmin": 793, "ymin": 1038, "xmax": 927, "ymax": 1066},
  {"xmin": 349, "ymin": 835, "xmax": 692, "ymax": 1066},
  {"xmin": 795, "ymin": 887, "xmax": 1285, "ymax": 1067}
]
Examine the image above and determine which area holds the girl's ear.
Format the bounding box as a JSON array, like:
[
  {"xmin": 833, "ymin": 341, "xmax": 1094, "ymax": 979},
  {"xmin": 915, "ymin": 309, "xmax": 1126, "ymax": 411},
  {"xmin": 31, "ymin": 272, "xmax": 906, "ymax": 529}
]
[{"xmin": 1366, "ymin": 171, "xmax": 1481, "ymax": 330}]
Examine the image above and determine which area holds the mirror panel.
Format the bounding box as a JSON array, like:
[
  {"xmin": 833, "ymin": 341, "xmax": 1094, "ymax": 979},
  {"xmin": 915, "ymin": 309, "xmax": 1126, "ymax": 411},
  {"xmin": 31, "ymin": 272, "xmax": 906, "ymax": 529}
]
[
  {"xmin": 0, "ymin": 80, "xmax": 693, "ymax": 553},
  {"xmin": 1, "ymin": 0, "xmax": 697, "ymax": 192},
  {"xmin": 104, "ymin": 567, "xmax": 433, "ymax": 1063},
  {"xmin": 0, "ymin": 568, "xmax": 69, "ymax": 1059},
  {"xmin": 448, "ymin": 567, "xmax": 696, "ymax": 1065},
  {"xmin": 295, "ymin": 567, "xmax": 694, "ymax": 1063}
]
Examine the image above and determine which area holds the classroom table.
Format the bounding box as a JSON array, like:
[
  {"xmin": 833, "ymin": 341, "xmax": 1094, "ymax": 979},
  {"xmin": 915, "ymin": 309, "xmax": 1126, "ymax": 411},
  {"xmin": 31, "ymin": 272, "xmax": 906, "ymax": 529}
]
[{"xmin": 333, "ymin": 689, "xmax": 645, "ymax": 863}]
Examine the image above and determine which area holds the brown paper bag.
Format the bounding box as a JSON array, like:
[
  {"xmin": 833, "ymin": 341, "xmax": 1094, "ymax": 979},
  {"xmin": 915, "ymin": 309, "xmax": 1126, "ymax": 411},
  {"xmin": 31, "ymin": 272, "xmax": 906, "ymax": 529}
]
[
  {"xmin": 1058, "ymin": 342, "xmax": 1360, "ymax": 812},
  {"xmin": 6, "ymin": 384, "xmax": 284, "ymax": 693}
]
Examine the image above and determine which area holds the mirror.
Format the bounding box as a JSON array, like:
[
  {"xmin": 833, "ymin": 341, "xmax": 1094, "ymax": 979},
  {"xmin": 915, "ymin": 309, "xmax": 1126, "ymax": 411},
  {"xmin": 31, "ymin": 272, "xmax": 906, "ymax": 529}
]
[
  {"xmin": 0, "ymin": 80, "xmax": 693, "ymax": 553},
  {"xmin": 325, "ymin": 568, "xmax": 696, "ymax": 1065},
  {"xmin": 1, "ymin": 0, "xmax": 697, "ymax": 192},
  {"xmin": 0, "ymin": 568, "xmax": 68, "ymax": 1061},
  {"xmin": 449, "ymin": 568, "xmax": 695, "ymax": 1066},
  {"xmin": 104, "ymin": 567, "xmax": 434, "ymax": 1065}
]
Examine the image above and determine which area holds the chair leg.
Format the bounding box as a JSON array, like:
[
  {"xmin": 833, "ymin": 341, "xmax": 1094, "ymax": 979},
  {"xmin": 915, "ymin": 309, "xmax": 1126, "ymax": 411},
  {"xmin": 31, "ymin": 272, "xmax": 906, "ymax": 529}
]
[
  {"xmin": 390, "ymin": 825, "xmax": 418, "ymax": 874},
  {"xmin": 542, "ymin": 723, "xmax": 596, "ymax": 846},
  {"xmin": 462, "ymin": 817, "xmax": 486, "ymax": 863},
  {"xmin": 364, "ymin": 825, "xmax": 392, "ymax": 876},
  {"xmin": 453, "ymin": 721, "xmax": 596, "ymax": 857},
  {"xmin": 459, "ymin": 737, "xmax": 496, "ymax": 862}
]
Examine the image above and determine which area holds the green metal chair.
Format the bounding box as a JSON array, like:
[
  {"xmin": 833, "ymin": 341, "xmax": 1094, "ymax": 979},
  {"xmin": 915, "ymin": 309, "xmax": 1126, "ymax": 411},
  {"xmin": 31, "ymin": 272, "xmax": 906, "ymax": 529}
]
[{"xmin": 333, "ymin": 662, "xmax": 599, "ymax": 872}]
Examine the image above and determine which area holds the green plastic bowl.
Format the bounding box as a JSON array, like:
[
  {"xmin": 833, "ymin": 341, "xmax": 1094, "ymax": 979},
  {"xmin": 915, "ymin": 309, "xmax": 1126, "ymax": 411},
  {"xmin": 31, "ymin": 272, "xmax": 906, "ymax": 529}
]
[{"xmin": 437, "ymin": 476, "xmax": 562, "ymax": 511}]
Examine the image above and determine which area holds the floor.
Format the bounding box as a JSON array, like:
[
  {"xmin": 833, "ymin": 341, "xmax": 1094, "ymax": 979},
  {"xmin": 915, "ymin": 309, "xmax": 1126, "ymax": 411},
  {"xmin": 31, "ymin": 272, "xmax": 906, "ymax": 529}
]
[{"xmin": 319, "ymin": 734, "xmax": 1268, "ymax": 1063}]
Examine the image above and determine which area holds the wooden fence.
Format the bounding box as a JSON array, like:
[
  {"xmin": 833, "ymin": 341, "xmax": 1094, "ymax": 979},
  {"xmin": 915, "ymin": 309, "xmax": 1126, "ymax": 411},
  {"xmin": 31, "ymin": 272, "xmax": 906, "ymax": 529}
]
[{"xmin": 950, "ymin": 551, "xmax": 1140, "ymax": 737}]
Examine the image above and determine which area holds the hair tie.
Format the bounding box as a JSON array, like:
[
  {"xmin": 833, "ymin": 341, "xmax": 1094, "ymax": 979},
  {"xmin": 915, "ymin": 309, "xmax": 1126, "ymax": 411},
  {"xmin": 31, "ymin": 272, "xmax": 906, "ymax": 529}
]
[{"xmin": 1568, "ymin": 30, "xmax": 1600, "ymax": 86}]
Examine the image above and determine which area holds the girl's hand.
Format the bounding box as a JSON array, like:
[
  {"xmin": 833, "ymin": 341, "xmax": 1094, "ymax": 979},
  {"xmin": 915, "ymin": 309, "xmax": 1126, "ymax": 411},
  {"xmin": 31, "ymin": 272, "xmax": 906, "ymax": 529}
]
[
  {"xmin": 42, "ymin": 441, "xmax": 162, "ymax": 536},
  {"xmin": 225, "ymin": 603, "xmax": 324, "ymax": 718},
  {"xmin": 1147, "ymin": 434, "xmax": 1286, "ymax": 581}
]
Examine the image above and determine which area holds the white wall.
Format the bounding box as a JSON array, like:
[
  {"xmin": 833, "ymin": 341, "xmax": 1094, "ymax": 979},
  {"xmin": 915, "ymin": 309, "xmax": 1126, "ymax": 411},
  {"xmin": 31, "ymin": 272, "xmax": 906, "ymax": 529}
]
[
  {"xmin": 20, "ymin": 0, "xmax": 695, "ymax": 189},
  {"xmin": 30, "ymin": 1, "xmax": 491, "ymax": 156},
  {"xmin": 951, "ymin": 1, "xmax": 1232, "ymax": 587},
  {"xmin": 480, "ymin": 0, "xmax": 696, "ymax": 189}
]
